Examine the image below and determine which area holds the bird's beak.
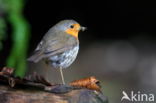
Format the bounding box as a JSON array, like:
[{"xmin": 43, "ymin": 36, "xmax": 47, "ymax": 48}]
[{"xmin": 80, "ymin": 26, "xmax": 87, "ymax": 31}]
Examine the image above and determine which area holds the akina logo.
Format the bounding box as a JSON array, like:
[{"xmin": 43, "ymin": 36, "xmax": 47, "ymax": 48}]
[{"xmin": 121, "ymin": 91, "xmax": 155, "ymax": 102}]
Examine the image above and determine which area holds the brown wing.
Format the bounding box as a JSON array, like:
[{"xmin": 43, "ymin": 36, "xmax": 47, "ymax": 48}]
[
  {"xmin": 27, "ymin": 39, "xmax": 59, "ymax": 63},
  {"xmin": 27, "ymin": 32, "xmax": 78, "ymax": 63}
]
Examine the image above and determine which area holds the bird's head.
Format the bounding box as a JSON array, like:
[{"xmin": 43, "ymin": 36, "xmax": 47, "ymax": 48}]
[{"xmin": 55, "ymin": 20, "xmax": 86, "ymax": 39}]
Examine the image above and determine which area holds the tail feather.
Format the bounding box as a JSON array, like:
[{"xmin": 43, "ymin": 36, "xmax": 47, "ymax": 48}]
[{"xmin": 27, "ymin": 51, "xmax": 44, "ymax": 63}]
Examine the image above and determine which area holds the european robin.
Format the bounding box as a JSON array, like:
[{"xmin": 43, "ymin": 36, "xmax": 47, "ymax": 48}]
[{"xmin": 28, "ymin": 20, "xmax": 86, "ymax": 84}]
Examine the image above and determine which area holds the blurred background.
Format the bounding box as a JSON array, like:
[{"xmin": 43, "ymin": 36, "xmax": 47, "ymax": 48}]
[{"xmin": 0, "ymin": 0, "xmax": 156, "ymax": 103}]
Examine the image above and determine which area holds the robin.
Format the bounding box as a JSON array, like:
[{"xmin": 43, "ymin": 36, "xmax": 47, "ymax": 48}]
[{"xmin": 28, "ymin": 20, "xmax": 86, "ymax": 84}]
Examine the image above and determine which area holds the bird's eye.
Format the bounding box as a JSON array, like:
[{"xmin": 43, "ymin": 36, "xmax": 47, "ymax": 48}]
[{"xmin": 70, "ymin": 25, "xmax": 74, "ymax": 28}]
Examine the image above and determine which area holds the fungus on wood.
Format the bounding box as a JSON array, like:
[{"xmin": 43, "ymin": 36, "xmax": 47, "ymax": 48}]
[{"xmin": 0, "ymin": 67, "xmax": 108, "ymax": 103}]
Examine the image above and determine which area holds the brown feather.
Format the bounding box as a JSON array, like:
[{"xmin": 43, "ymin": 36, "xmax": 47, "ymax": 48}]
[{"xmin": 27, "ymin": 51, "xmax": 44, "ymax": 63}]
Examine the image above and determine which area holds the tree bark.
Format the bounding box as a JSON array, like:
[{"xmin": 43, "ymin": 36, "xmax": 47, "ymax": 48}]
[
  {"xmin": 0, "ymin": 67, "xmax": 108, "ymax": 103},
  {"xmin": 0, "ymin": 84, "xmax": 108, "ymax": 103}
]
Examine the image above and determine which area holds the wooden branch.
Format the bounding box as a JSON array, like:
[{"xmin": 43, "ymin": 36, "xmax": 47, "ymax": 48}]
[
  {"xmin": 0, "ymin": 67, "xmax": 108, "ymax": 103},
  {"xmin": 0, "ymin": 84, "xmax": 108, "ymax": 103}
]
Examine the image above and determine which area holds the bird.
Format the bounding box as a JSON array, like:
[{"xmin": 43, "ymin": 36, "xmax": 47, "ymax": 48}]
[{"xmin": 28, "ymin": 20, "xmax": 86, "ymax": 84}]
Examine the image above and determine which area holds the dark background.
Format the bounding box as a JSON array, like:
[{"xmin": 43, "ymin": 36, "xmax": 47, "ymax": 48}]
[{"xmin": 24, "ymin": 0, "xmax": 156, "ymax": 51}]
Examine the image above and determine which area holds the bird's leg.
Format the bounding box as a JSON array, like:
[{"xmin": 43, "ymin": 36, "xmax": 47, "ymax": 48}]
[
  {"xmin": 59, "ymin": 67, "xmax": 65, "ymax": 84},
  {"xmin": 44, "ymin": 60, "xmax": 53, "ymax": 82},
  {"xmin": 45, "ymin": 64, "xmax": 50, "ymax": 82}
]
